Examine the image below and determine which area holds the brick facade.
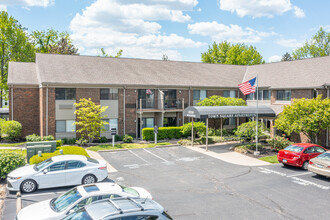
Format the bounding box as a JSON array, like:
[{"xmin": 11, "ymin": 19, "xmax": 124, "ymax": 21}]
[
  {"xmin": 10, "ymin": 88, "xmax": 40, "ymax": 138},
  {"xmin": 124, "ymin": 89, "xmax": 138, "ymax": 136},
  {"xmin": 291, "ymin": 89, "xmax": 312, "ymax": 100}
]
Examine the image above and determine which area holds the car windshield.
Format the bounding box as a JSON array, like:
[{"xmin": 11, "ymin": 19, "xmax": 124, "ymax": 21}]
[
  {"xmin": 317, "ymin": 152, "xmax": 330, "ymax": 161},
  {"xmin": 284, "ymin": 145, "xmax": 304, "ymax": 153},
  {"xmin": 34, "ymin": 158, "xmax": 53, "ymax": 171},
  {"xmin": 51, "ymin": 188, "xmax": 82, "ymax": 212},
  {"xmin": 62, "ymin": 207, "xmax": 92, "ymax": 220},
  {"xmin": 120, "ymin": 185, "xmax": 139, "ymax": 197}
]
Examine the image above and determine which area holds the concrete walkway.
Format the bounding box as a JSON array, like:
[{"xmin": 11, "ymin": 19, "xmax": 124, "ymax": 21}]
[
  {"xmin": 186, "ymin": 145, "xmax": 271, "ymax": 166},
  {"xmin": 86, "ymin": 149, "xmax": 118, "ymax": 173}
]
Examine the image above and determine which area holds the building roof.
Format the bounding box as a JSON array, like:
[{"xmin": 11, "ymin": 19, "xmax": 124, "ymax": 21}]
[
  {"xmin": 7, "ymin": 53, "xmax": 330, "ymax": 89},
  {"xmin": 8, "ymin": 62, "xmax": 39, "ymax": 86},
  {"xmin": 244, "ymin": 56, "xmax": 330, "ymax": 89}
]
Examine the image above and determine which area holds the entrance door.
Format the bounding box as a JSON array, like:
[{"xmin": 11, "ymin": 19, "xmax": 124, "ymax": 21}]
[{"xmin": 138, "ymin": 118, "xmax": 154, "ymax": 138}]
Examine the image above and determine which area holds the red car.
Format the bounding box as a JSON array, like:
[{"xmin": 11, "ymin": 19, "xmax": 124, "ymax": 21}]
[{"xmin": 277, "ymin": 143, "xmax": 327, "ymax": 170}]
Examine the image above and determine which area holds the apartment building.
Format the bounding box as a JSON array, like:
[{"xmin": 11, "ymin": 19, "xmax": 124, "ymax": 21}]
[{"xmin": 8, "ymin": 53, "xmax": 330, "ymax": 146}]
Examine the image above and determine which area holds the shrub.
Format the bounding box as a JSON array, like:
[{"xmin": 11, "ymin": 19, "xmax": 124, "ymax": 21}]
[
  {"xmin": 67, "ymin": 138, "xmax": 76, "ymax": 145},
  {"xmin": 234, "ymin": 143, "xmax": 263, "ymax": 153},
  {"xmin": 76, "ymin": 138, "xmax": 87, "ymax": 146},
  {"xmin": 1, "ymin": 120, "xmax": 22, "ymax": 140},
  {"xmin": 42, "ymin": 135, "xmax": 55, "ymax": 141},
  {"xmin": 29, "ymin": 146, "xmax": 90, "ymax": 164},
  {"xmin": 199, "ymin": 136, "xmax": 215, "ymax": 145},
  {"xmin": 115, "ymin": 134, "xmax": 122, "ymax": 141},
  {"xmin": 142, "ymin": 128, "xmax": 154, "ymax": 141},
  {"xmin": 209, "ymin": 128, "xmax": 230, "ymax": 136},
  {"xmin": 142, "ymin": 127, "xmax": 182, "ymax": 141},
  {"xmin": 181, "ymin": 122, "xmax": 206, "ymax": 138},
  {"xmin": 56, "ymin": 140, "xmax": 62, "ymax": 148},
  {"xmin": 99, "ymin": 136, "xmax": 108, "ymax": 143},
  {"xmin": 177, "ymin": 139, "xmax": 191, "ymax": 146},
  {"xmin": 26, "ymin": 134, "xmax": 42, "ymax": 142},
  {"xmin": 61, "ymin": 138, "xmax": 68, "ymax": 145},
  {"xmin": 0, "ymin": 152, "xmax": 26, "ymax": 179},
  {"xmin": 267, "ymin": 135, "xmax": 294, "ymax": 151},
  {"xmin": 123, "ymin": 135, "xmax": 133, "ymax": 143},
  {"xmin": 235, "ymin": 121, "xmax": 266, "ymax": 141}
]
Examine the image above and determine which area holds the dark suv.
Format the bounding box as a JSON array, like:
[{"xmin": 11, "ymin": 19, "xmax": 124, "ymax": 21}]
[{"xmin": 62, "ymin": 197, "xmax": 173, "ymax": 220}]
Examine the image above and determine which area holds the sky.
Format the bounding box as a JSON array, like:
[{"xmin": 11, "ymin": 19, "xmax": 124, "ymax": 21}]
[{"xmin": 1, "ymin": 0, "xmax": 330, "ymax": 63}]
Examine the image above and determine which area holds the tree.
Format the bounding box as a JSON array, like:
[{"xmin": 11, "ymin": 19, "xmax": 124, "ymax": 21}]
[
  {"xmin": 275, "ymin": 96, "xmax": 330, "ymax": 143},
  {"xmin": 281, "ymin": 52, "xmax": 293, "ymax": 61},
  {"xmin": 293, "ymin": 27, "xmax": 330, "ymax": 59},
  {"xmin": 235, "ymin": 121, "xmax": 266, "ymax": 142},
  {"xmin": 32, "ymin": 28, "xmax": 78, "ymax": 54},
  {"xmin": 100, "ymin": 48, "xmax": 123, "ymax": 58},
  {"xmin": 197, "ymin": 96, "xmax": 246, "ymax": 129},
  {"xmin": 0, "ymin": 11, "xmax": 35, "ymax": 107},
  {"xmin": 74, "ymin": 98, "xmax": 108, "ymax": 143},
  {"xmin": 201, "ymin": 41, "xmax": 265, "ymax": 65}
]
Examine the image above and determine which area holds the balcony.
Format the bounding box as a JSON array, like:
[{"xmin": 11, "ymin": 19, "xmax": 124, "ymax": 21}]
[{"xmin": 136, "ymin": 98, "xmax": 186, "ymax": 113}]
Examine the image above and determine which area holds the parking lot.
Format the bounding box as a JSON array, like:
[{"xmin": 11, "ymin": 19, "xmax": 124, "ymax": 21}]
[{"xmin": 3, "ymin": 145, "xmax": 330, "ymax": 219}]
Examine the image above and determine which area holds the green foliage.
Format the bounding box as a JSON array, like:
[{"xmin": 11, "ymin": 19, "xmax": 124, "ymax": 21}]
[
  {"xmin": 197, "ymin": 95, "xmax": 246, "ymax": 107},
  {"xmin": 177, "ymin": 139, "xmax": 192, "ymax": 146},
  {"xmin": 234, "ymin": 143, "xmax": 263, "ymax": 153},
  {"xmin": 56, "ymin": 140, "xmax": 62, "ymax": 148},
  {"xmin": 0, "ymin": 151, "xmax": 26, "ymax": 179},
  {"xmin": 0, "ymin": 11, "xmax": 35, "ymax": 102},
  {"xmin": 115, "ymin": 134, "xmax": 122, "ymax": 141},
  {"xmin": 293, "ymin": 27, "xmax": 330, "ymax": 59},
  {"xmin": 76, "ymin": 138, "xmax": 88, "ymax": 146},
  {"xmin": 281, "ymin": 52, "xmax": 293, "ymax": 61},
  {"xmin": 61, "ymin": 138, "xmax": 76, "ymax": 145},
  {"xmin": 74, "ymin": 98, "xmax": 108, "ymax": 143},
  {"xmin": 267, "ymin": 135, "xmax": 293, "ymax": 151},
  {"xmin": 29, "ymin": 146, "xmax": 89, "ymax": 164},
  {"xmin": 1, "ymin": 120, "xmax": 22, "ymax": 140},
  {"xmin": 235, "ymin": 121, "xmax": 266, "ymax": 141},
  {"xmin": 181, "ymin": 122, "xmax": 206, "ymax": 138},
  {"xmin": 122, "ymin": 135, "xmax": 133, "ymax": 143},
  {"xmin": 100, "ymin": 48, "xmax": 123, "ymax": 58},
  {"xmin": 32, "ymin": 28, "xmax": 78, "ymax": 55},
  {"xmin": 26, "ymin": 134, "xmax": 41, "ymax": 142},
  {"xmin": 99, "ymin": 136, "xmax": 108, "ymax": 143},
  {"xmin": 201, "ymin": 41, "xmax": 265, "ymax": 65},
  {"xmin": 142, "ymin": 127, "xmax": 182, "ymax": 141},
  {"xmin": 259, "ymin": 155, "xmax": 279, "ymax": 164},
  {"xmin": 209, "ymin": 128, "xmax": 231, "ymax": 136},
  {"xmin": 42, "ymin": 135, "xmax": 55, "ymax": 141},
  {"xmin": 275, "ymin": 96, "xmax": 330, "ymax": 143}
]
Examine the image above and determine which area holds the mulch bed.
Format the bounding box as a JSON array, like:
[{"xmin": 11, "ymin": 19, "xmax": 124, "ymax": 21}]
[{"xmin": 235, "ymin": 145, "xmax": 278, "ymax": 159}]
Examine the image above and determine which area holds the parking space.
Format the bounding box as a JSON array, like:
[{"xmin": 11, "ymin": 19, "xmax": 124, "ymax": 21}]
[{"xmin": 3, "ymin": 145, "xmax": 330, "ymax": 219}]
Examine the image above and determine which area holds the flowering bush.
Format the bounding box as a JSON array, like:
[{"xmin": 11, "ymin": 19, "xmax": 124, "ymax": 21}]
[{"xmin": 267, "ymin": 135, "xmax": 293, "ymax": 151}]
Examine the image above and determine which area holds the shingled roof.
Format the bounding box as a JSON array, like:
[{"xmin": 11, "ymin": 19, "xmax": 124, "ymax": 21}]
[{"xmin": 7, "ymin": 53, "xmax": 330, "ymax": 89}]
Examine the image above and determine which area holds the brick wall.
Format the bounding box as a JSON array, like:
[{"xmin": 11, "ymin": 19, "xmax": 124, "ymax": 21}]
[
  {"xmin": 125, "ymin": 89, "xmax": 138, "ymax": 136},
  {"xmin": 40, "ymin": 88, "xmax": 55, "ymax": 137},
  {"xmin": 10, "ymin": 88, "xmax": 40, "ymax": 138},
  {"xmin": 118, "ymin": 88, "xmax": 124, "ymax": 135},
  {"xmin": 291, "ymin": 89, "xmax": 312, "ymax": 100}
]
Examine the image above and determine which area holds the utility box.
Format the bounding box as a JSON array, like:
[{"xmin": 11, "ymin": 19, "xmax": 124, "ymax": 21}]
[
  {"xmin": 26, "ymin": 144, "xmax": 53, "ymax": 163},
  {"xmin": 26, "ymin": 141, "xmax": 57, "ymax": 152}
]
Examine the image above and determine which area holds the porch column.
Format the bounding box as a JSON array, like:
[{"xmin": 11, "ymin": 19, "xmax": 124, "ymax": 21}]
[
  {"xmin": 206, "ymin": 118, "xmax": 209, "ymax": 151},
  {"xmin": 191, "ymin": 119, "xmax": 194, "ymax": 147}
]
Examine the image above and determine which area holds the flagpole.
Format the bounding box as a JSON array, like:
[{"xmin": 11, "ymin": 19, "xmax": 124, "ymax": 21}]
[{"xmin": 255, "ymin": 74, "xmax": 259, "ymax": 155}]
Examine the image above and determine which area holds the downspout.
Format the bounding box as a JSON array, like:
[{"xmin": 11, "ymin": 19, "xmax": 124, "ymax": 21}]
[
  {"xmin": 46, "ymin": 85, "xmax": 48, "ymax": 136},
  {"xmin": 123, "ymin": 87, "xmax": 126, "ymax": 135},
  {"xmin": 11, "ymin": 87, "xmax": 13, "ymax": 120}
]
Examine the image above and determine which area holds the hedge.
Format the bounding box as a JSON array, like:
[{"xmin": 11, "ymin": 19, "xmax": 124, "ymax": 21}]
[
  {"xmin": 0, "ymin": 152, "xmax": 26, "ymax": 179},
  {"xmin": 26, "ymin": 134, "xmax": 55, "ymax": 142},
  {"xmin": 142, "ymin": 127, "xmax": 182, "ymax": 141},
  {"xmin": 29, "ymin": 146, "xmax": 90, "ymax": 164}
]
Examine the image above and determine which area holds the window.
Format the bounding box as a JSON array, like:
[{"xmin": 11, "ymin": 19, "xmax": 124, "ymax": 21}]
[
  {"xmin": 223, "ymin": 90, "xmax": 236, "ymax": 98},
  {"xmin": 143, "ymin": 118, "xmax": 154, "ymax": 128},
  {"xmin": 72, "ymin": 196, "xmax": 99, "ymax": 211},
  {"xmin": 56, "ymin": 120, "xmax": 75, "ymax": 133},
  {"xmin": 49, "ymin": 161, "xmax": 66, "ymax": 172},
  {"xmin": 67, "ymin": 161, "xmax": 86, "ymax": 169},
  {"xmin": 55, "ymin": 88, "xmax": 76, "ymax": 100},
  {"xmin": 304, "ymin": 147, "xmax": 315, "ymax": 154},
  {"xmin": 138, "ymin": 89, "xmax": 154, "ymax": 108},
  {"xmin": 193, "ymin": 90, "xmax": 206, "ymax": 101},
  {"xmin": 102, "ymin": 118, "xmax": 118, "ymax": 132},
  {"xmin": 314, "ymin": 147, "xmax": 325, "ymax": 153},
  {"xmin": 246, "ymin": 90, "xmax": 270, "ymax": 100},
  {"xmin": 100, "ymin": 88, "xmax": 118, "ymax": 100},
  {"xmin": 312, "ymin": 89, "xmax": 318, "ymax": 98},
  {"xmin": 277, "ymin": 90, "xmax": 291, "ymax": 101},
  {"xmin": 224, "ymin": 117, "xmax": 236, "ymax": 125}
]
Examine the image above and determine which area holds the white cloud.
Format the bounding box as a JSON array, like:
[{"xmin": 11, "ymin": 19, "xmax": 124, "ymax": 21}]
[
  {"xmin": 276, "ymin": 38, "xmax": 304, "ymax": 48},
  {"xmin": 70, "ymin": 0, "xmax": 204, "ymax": 60},
  {"xmin": 269, "ymin": 55, "xmax": 282, "ymax": 63},
  {"xmin": 188, "ymin": 21, "xmax": 276, "ymax": 43},
  {"xmin": 218, "ymin": 0, "xmax": 304, "ymax": 18},
  {"xmin": 0, "ymin": 5, "xmax": 7, "ymax": 11},
  {"xmin": 0, "ymin": 0, "xmax": 54, "ymax": 7}
]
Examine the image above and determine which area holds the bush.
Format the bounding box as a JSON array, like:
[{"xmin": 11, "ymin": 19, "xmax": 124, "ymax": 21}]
[
  {"xmin": 76, "ymin": 138, "xmax": 87, "ymax": 146},
  {"xmin": 29, "ymin": 146, "xmax": 90, "ymax": 164},
  {"xmin": 267, "ymin": 135, "xmax": 294, "ymax": 151},
  {"xmin": 235, "ymin": 121, "xmax": 266, "ymax": 141},
  {"xmin": 115, "ymin": 134, "xmax": 122, "ymax": 141},
  {"xmin": 56, "ymin": 140, "xmax": 62, "ymax": 148},
  {"xmin": 26, "ymin": 134, "xmax": 41, "ymax": 142},
  {"xmin": 209, "ymin": 128, "xmax": 230, "ymax": 136},
  {"xmin": 181, "ymin": 122, "xmax": 206, "ymax": 138},
  {"xmin": 234, "ymin": 143, "xmax": 263, "ymax": 153},
  {"xmin": 122, "ymin": 134, "xmax": 133, "ymax": 143},
  {"xmin": 142, "ymin": 127, "xmax": 182, "ymax": 141},
  {"xmin": 0, "ymin": 152, "xmax": 26, "ymax": 179},
  {"xmin": 99, "ymin": 136, "xmax": 108, "ymax": 143},
  {"xmin": 42, "ymin": 135, "xmax": 55, "ymax": 141},
  {"xmin": 177, "ymin": 139, "xmax": 191, "ymax": 146},
  {"xmin": 1, "ymin": 120, "xmax": 22, "ymax": 140}
]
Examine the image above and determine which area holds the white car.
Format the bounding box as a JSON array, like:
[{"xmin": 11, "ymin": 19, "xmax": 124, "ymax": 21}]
[
  {"xmin": 15, "ymin": 182, "xmax": 152, "ymax": 220},
  {"xmin": 7, "ymin": 155, "xmax": 108, "ymax": 193}
]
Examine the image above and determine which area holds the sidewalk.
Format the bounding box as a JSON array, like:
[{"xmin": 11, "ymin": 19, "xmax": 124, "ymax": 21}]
[
  {"xmin": 86, "ymin": 150, "xmax": 118, "ymax": 173},
  {"xmin": 186, "ymin": 145, "xmax": 271, "ymax": 166}
]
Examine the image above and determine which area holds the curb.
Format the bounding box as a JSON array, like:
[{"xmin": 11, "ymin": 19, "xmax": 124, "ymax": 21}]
[
  {"xmin": 96, "ymin": 144, "xmax": 180, "ymax": 153},
  {"xmin": 86, "ymin": 150, "xmax": 118, "ymax": 173}
]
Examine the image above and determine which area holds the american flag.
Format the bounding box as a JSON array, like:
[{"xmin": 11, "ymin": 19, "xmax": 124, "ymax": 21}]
[
  {"xmin": 238, "ymin": 77, "xmax": 256, "ymax": 95},
  {"xmin": 146, "ymin": 89, "xmax": 153, "ymax": 95}
]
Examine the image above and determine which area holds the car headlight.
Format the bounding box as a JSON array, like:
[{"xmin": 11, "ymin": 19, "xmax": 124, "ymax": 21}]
[{"xmin": 8, "ymin": 176, "xmax": 21, "ymax": 180}]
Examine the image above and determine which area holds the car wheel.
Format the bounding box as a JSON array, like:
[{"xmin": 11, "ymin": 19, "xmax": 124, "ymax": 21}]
[
  {"xmin": 20, "ymin": 179, "xmax": 37, "ymax": 193},
  {"xmin": 302, "ymin": 161, "xmax": 309, "ymax": 170},
  {"xmin": 82, "ymin": 174, "xmax": 97, "ymax": 185}
]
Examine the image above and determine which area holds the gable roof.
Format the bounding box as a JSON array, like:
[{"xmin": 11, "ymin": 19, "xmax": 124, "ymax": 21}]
[{"xmin": 8, "ymin": 62, "xmax": 39, "ymax": 86}]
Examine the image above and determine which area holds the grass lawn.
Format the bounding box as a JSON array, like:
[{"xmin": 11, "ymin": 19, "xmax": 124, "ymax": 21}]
[
  {"xmin": 0, "ymin": 142, "xmax": 26, "ymax": 147},
  {"xmin": 0, "ymin": 149, "xmax": 26, "ymax": 156},
  {"xmin": 87, "ymin": 142, "xmax": 172, "ymax": 152},
  {"xmin": 259, "ymin": 155, "xmax": 279, "ymax": 164}
]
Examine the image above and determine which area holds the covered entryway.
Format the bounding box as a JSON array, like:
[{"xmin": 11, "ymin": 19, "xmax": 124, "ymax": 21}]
[{"xmin": 183, "ymin": 106, "xmax": 276, "ymax": 151}]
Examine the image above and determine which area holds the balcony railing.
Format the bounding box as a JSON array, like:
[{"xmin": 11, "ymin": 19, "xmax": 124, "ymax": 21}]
[
  {"xmin": 137, "ymin": 98, "xmax": 186, "ymax": 110},
  {"xmin": 164, "ymin": 99, "xmax": 182, "ymax": 109},
  {"xmin": 137, "ymin": 99, "xmax": 155, "ymax": 109}
]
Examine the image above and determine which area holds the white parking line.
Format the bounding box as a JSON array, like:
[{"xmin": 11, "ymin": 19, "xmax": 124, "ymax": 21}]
[
  {"xmin": 291, "ymin": 177, "xmax": 330, "ymax": 190},
  {"xmin": 128, "ymin": 150, "xmax": 152, "ymax": 165},
  {"xmin": 143, "ymin": 148, "xmax": 169, "ymax": 163},
  {"xmin": 22, "ymin": 191, "xmax": 67, "ymax": 198},
  {"xmin": 287, "ymin": 172, "xmax": 312, "ymax": 178}
]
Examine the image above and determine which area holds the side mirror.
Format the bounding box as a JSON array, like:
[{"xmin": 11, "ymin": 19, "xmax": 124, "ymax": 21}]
[
  {"xmin": 67, "ymin": 209, "xmax": 75, "ymax": 215},
  {"xmin": 43, "ymin": 169, "xmax": 48, "ymax": 174}
]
